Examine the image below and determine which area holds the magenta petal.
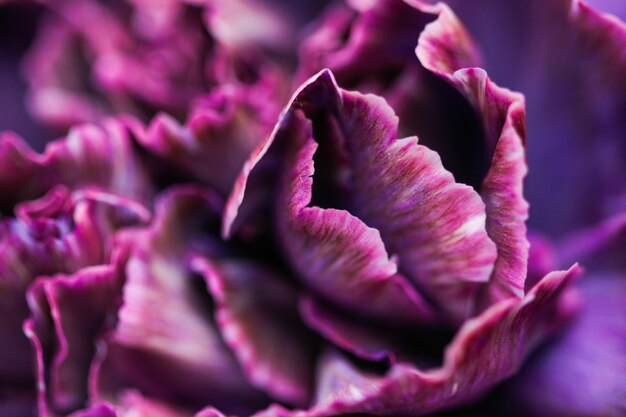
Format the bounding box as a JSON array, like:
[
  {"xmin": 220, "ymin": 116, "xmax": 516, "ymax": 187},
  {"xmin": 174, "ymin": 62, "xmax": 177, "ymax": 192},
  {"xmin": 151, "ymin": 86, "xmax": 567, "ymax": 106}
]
[
  {"xmin": 0, "ymin": 118, "xmax": 153, "ymax": 208},
  {"xmin": 193, "ymin": 257, "xmax": 314, "ymax": 406},
  {"xmin": 307, "ymin": 265, "xmax": 581, "ymax": 416},
  {"xmin": 225, "ymin": 70, "xmax": 438, "ymax": 324},
  {"xmin": 413, "ymin": 1, "xmax": 482, "ymax": 78},
  {"xmin": 339, "ymin": 90, "xmax": 497, "ymax": 321},
  {"xmin": 67, "ymin": 403, "xmax": 117, "ymax": 417},
  {"xmin": 24, "ymin": 265, "xmax": 121, "ymax": 416},
  {"xmin": 416, "ymin": 5, "xmax": 531, "ymax": 308},
  {"xmin": 501, "ymin": 272, "xmax": 626, "ymax": 417},
  {"xmin": 453, "ymin": 70, "xmax": 529, "ymax": 309},
  {"xmin": 92, "ymin": 187, "xmax": 262, "ymax": 411},
  {"xmin": 300, "ymin": 297, "xmax": 398, "ymax": 363},
  {"xmin": 140, "ymin": 86, "xmax": 275, "ymax": 195}
]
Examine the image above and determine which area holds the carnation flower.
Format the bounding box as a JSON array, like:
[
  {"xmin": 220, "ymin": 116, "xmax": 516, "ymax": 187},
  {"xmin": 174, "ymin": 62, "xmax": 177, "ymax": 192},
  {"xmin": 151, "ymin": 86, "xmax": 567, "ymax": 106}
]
[{"xmin": 0, "ymin": 1, "xmax": 624, "ymax": 417}]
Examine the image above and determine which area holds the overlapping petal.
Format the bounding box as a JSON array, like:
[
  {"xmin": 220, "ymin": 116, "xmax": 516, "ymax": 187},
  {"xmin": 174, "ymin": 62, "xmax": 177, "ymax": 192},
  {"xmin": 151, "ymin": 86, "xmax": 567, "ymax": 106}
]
[
  {"xmin": 0, "ymin": 187, "xmax": 148, "ymax": 391},
  {"xmin": 305, "ymin": 265, "xmax": 580, "ymax": 417},
  {"xmin": 226, "ymin": 69, "xmax": 497, "ymax": 323},
  {"xmin": 0, "ymin": 118, "xmax": 153, "ymax": 209},
  {"xmin": 140, "ymin": 85, "xmax": 279, "ymax": 195},
  {"xmin": 91, "ymin": 187, "xmax": 264, "ymax": 414},
  {"xmin": 24, "ymin": 265, "xmax": 122, "ymax": 416},
  {"xmin": 193, "ymin": 257, "xmax": 315, "ymax": 406}
]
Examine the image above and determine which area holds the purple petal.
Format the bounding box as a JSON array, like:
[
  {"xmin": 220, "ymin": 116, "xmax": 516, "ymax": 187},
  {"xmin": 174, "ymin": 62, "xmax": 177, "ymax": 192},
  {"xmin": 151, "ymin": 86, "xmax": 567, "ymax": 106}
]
[
  {"xmin": 449, "ymin": 0, "xmax": 626, "ymax": 236},
  {"xmin": 140, "ymin": 85, "xmax": 277, "ymax": 195},
  {"xmin": 454, "ymin": 70, "xmax": 529, "ymax": 308},
  {"xmin": 0, "ymin": 187, "xmax": 147, "ymax": 389},
  {"xmin": 499, "ymin": 272, "xmax": 625, "ymax": 417},
  {"xmin": 413, "ymin": 1, "xmax": 482, "ymax": 78},
  {"xmin": 300, "ymin": 297, "xmax": 407, "ymax": 363},
  {"xmin": 67, "ymin": 403, "xmax": 117, "ymax": 417},
  {"xmin": 225, "ymin": 70, "xmax": 438, "ymax": 324},
  {"xmin": 91, "ymin": 187, "xmax": 264, "ymax": 413},
  {"xmin": 278, "ymin": 70, "xmax": 496, "ymax": 322},
  {"xmin": 297, "ymin": 0, "xmax": 488, "ymax": 190},
  {"xmin": 24, "ymin": 265, "xmax": 122, "ymax": 416},
  {"xmin": 192, "ymin": 257, "xmax": 314, "ymax": 406},
  {"xmin": 416, "ymin": 6, "xmax": 531, "ymax": 308},
  {"xmin": 308, "ymin": 265, "xmax": 581, "ymax": 416},
  {"xmin": 0, "ymin": 118, "xmax": 153, "ymax": 209},
  {"xmin": 338, "ymin": 88, "xmax": 497, "ymax": 321}
]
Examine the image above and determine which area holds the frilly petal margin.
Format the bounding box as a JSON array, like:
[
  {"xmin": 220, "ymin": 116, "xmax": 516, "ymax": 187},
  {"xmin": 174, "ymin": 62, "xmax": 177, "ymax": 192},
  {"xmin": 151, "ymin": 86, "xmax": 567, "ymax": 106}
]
[
  {"xmin": 192, "ymin": 257, "xmax": 315, "ymax": 406},
  {"xmin": 0, "ymin": 187, "xmax": 148, "ymax": 392},
  {"xmin": 90, "ymin": 186, "xmax": 265, "ymax": 414},
  {"xmin": 0, "ymin": 117, "xmax": 153, "ymax": 210},
  {"xmin": 24, "ymin": 265, "xmax": 122, "ymax": 416},
  {"xmin": 416, "ymin": 6, "xmax": 530, "ymax": 309},
  {"xmin": 498, "ymin": 220, "xmax": 626, "ymax": 417},
  {"xmin": 140, "ymin": 86, "xmax": 276, "ymax": 195},
  {"xmin": 259, "ymin": 264, "xmax": 580, "ymax": 417},
  {"xmin": 226, "ymin": 69, "xmax": 497, "ymax": 323}
]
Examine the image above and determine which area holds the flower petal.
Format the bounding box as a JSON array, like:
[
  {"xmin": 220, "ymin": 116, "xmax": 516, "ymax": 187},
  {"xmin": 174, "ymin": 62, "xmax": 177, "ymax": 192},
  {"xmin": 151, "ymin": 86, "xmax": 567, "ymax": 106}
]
[
  {"xmin": 416, "ymin": 6, "xmax": 530, "ymax": 308},
  {"xmin": 67, "ymin": 403, "xmax": 117, "ymax": 417},
  {"xmin": 140, "ymin": 86, "xmax": 276, "ymax": 195},
  {"xmin": 226, "ymin": 70, "xmax": 438, "ymax": 324},
  {"xmin": 307, "ymin": 264, "xmax": 581, "ymax": 416},
  {"xmin": 24, "ymin": 266, "xmax": 122, "ymax": 416},
  {"xmin": 0, "ymin": 187, "xmax": 147, "ymax": 391},
  {"xmin": 192, "ymin": 257, "xmax": 315, "ymax": 406},
  {"xmin": 499, "ymin": 272, "xmax": 626, "ymax": 417},
  {"xmin": 91, "ymin": 187, "xmax": 264, "ymax": 413},
  {"xmin": 0, "ymin": 118, "xmax": 153, "ymax": 210}
]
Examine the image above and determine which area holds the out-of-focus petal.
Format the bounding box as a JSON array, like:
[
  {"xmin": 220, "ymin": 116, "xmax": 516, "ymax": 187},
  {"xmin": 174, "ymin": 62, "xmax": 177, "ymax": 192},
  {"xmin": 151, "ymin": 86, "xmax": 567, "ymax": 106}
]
[
  {"xmin": 0, "ymin": 187, "xmax": 147, "ymax": 389},
  {"xmin": 67, "ymin": 403, "xmax": 117, "ymax": 417},
  {"xmin": 499, "ymin": 272, "xmax": 625, "ymax": 417},
  {"xmin": 24, "ymin": 265, "xmax": 122, "ymax": 416},
  {"xmin": 306, "ymin": 265, "xmax": 581, "ymax": 416},
  {"xmin": 141, "ymin": 86, "xmax": 276, "ymax": 195},
  {"xmin": 91, "ymin": 187, "xmax": 264, "ymax": 414},
  {"xmin": 193, "ymin": 257, "xmax": 315, "ymax": 406},
  {"xmin": 0, "ymin": 118, "xmax": 153, "ymax": 210}
]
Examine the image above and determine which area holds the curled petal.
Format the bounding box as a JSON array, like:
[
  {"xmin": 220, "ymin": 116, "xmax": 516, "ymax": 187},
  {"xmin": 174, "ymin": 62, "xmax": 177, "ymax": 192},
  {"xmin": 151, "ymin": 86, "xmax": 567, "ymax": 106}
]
[
  {"xmin": 24, "ymin": 265, "xmax": 122, "ymax": 416},
  {"xmin": 229, "ymin": 69, "xmax": 496, "ymax": 322},
  {"xmin": 500, "ymin": 272, "xmax": 626, "ymax": 417},
  {"xmin": 140, "ymin": 86, "xmax": 276, "ymax": 195},
  {"xmin": 416, "ymin": 5, "xmax": 531, "ymax": 308},
  {"xmin": 306, "ymin": 264, "xmax": 581, "ymax": 416},
  {"xmin": 0, "ymin": 118, "xmax": 153, "ymax": 209},
  {"xmin": 193, "ymin": 257, "xmax": 315, "ymax": 406},
  {"xmin": 92, "ymin": 187, "xmax": 263, "ymax": 412}
]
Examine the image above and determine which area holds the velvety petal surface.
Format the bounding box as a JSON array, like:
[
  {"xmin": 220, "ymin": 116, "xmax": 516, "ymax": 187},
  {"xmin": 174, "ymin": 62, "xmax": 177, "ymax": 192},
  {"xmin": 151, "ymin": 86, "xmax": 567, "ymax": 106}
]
[
  {"xmin": 91, "ymin": 187, "xmax": 264, "ymax": 414},
  {"xmin": 24, "ymin": 265, "xmax": 122, "ymax": 416},
  {"xmin": 0, "ymin": 118, "xmax": 153, "ymax": 210},
  {"xmin": 305, "ymin": 265, "xmax": 581, "ymax": 416},
  {"xmin": 193, "ymin": 257, "xmax": 315, "ymax": 406},
  {"xmin": 499, "ymin": 273, "xmax": 625, "ymax": 417},
  {"xmin": 140, "ymin": 85, "xmax": 277, "ymax": 195}
]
